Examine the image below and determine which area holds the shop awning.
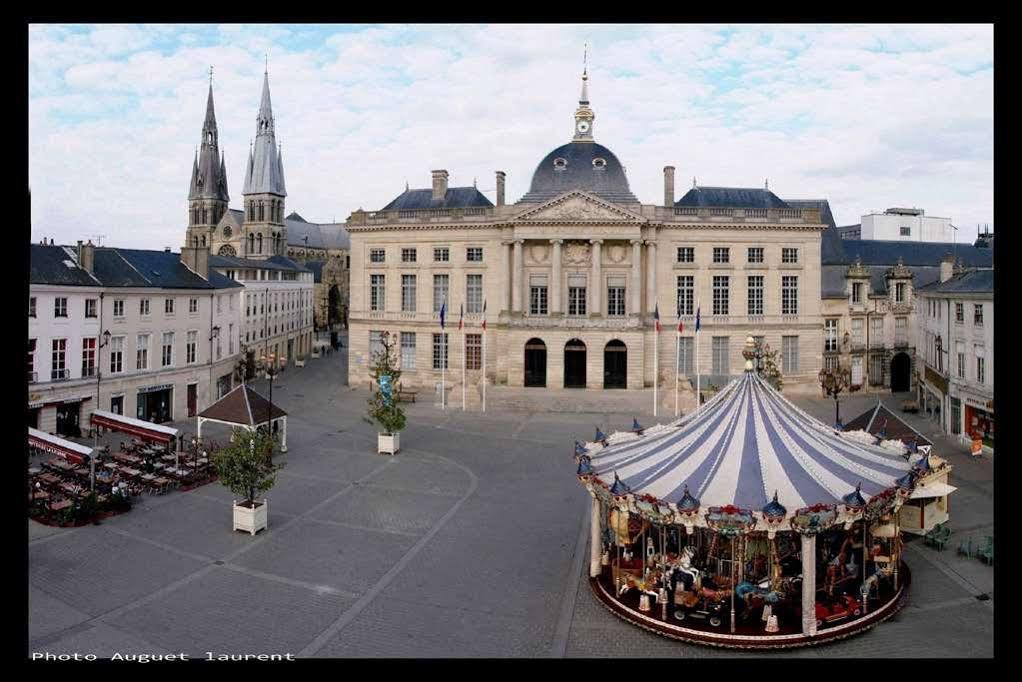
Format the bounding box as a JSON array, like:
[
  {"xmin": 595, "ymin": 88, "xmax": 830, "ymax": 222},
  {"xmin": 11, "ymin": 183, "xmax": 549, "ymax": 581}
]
[
  {"xmin": 28, "ymin": 427, "xmax": 94, "ymax": 465},
  {"xmin": 909, "ymin": 482, "xmax": 958, "ymax": 500},
  {"xmin": 90, "ymin": 409, "xmax": 179, "ymax": 444}
]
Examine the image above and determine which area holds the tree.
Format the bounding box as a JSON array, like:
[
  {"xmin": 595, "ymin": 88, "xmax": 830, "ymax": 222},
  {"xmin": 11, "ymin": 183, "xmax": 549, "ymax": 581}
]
[
  {"xmin": 758, "ymin": 340, "xmax": 783, "ymax": 391},
  {"xmin": 209, "ymin": 428, "xmax": 279, "ymax": 507},
  {"xmin": 364, "ymin": 331, "xmax": 406, "ymax": 435}
]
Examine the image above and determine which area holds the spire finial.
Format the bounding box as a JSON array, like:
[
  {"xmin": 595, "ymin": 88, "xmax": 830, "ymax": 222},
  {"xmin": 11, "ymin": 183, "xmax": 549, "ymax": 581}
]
[
  {"xmin": 693, "ymin": 176, "xmax": 697, "ymax": 188},
  {"xmin": 765, "ymin": 178, "xmax": 769, "ymax": 190},
  {"xmin": 209, "ymin": 65, "xmax": 213, "ymax": 85},
  {"xmin": 265, "ymin": 52, "xmax": 269, "ymax": 74},
  {"xmin": 405, "ymin": 180, "xmax": 409, "ymax": 192},
  {"xmin": 583, "ymin": 41, "xmax": 588, "ymax": 78}
]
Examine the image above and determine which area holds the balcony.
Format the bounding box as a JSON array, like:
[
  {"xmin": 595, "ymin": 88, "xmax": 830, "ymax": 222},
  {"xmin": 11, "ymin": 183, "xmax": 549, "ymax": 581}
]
[{"xmin": 667, "ymin": 206, "xmax": 820, "ymax": 224}]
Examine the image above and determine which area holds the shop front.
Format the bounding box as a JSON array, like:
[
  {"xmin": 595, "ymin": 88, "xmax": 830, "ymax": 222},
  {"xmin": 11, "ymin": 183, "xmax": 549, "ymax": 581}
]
[
  {"xmin": 136, "ymin": 384, "xmax": 174, "ymax": 424},
  {"xmin": 963, "ymin": 397, "xmax": 994, "ymax": 448},
  {"xmin": 55, "ymin": 400, "xmax": 84, "ymax": 438}
]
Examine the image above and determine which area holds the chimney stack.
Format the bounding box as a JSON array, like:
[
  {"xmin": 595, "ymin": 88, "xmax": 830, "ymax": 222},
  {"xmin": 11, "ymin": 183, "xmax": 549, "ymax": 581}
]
[
  {"xmin": 432, "ymin": 170, "xmax": 449, "ymax": 201},
  {"xmin": 180, "ymin": 244, "xmax": 210, "ymax": 280},
  {"xmin": 77, "ymin": 240, "xmax": 83, "ymax": 263},
  {"xmin": 495, "ymin": 171, "xmax": 506, "ymax": 207},
  {"xmin": 80, "ymin": 240, "xmax": 95, "ymax": 274},
  {"xmin": 939, "ymin": 254, "xmax": 955, "ymax": 283},
  {"xmin": 663, "ymin": 166, "xmax": 675, "ymax": 207}
]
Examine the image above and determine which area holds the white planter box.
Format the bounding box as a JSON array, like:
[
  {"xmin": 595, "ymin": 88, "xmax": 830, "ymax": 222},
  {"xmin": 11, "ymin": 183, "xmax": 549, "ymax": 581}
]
[
  {"xmin": 378, "ymin": 432, "xmax": 400, "ymax": 455},
  {"xmin": 295, "ymin": 359, "xmax": 305, "ymax": 368},
  {"xmin": 233, "ymin": 499, "xmax": 268, "ymax": 535}
]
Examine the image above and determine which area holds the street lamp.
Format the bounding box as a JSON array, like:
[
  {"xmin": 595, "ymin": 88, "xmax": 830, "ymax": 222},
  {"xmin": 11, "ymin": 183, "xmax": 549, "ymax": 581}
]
[
  {"xmin": 819, "ymin": 365, "xmax": 852, "ymax": 428},
  {"xmin": 260, "ymin": 351, "xmax": 284, "ymax": 450}
]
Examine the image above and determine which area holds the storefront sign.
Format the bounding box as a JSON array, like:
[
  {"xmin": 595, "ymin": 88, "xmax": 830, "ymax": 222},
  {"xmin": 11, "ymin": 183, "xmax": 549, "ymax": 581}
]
[
  {"xmin": 924, "ymin": 366, "xmax": 948, "ymax": 394},
  {"xmin": 138, "ymin": 383, "xmax": 173, "ymax": 394},
  {"xmin": 964, "ymin": 395, "xmax": 993, "ymax": 412}
]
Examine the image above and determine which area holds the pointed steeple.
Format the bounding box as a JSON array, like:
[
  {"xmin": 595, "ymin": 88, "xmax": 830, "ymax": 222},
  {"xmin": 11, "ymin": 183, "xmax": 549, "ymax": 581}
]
[
  {"xmin": 189, "ymin": 74, "xmax": 229, "ymax": 203},
  {"xmin": 572, "ymin": 43, "xmax": 595, "ymax": 141},
  {"xmin": 243, "ymin": 68, "xmax": 286, "ymax": 197}
]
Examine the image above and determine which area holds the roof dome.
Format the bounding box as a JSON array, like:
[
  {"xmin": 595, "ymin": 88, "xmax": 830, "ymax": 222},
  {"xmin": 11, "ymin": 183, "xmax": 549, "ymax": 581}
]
[
  {"xmin": 762, "ymin": 491, "xmax": 787, "ymax": 520},
  {"xmin": 518, "ymin": 141, "xmax": 639, "ymax": 204},
  {"xmin": 677, "ymin": 485, "xmax": 701, "ymax": 513}
]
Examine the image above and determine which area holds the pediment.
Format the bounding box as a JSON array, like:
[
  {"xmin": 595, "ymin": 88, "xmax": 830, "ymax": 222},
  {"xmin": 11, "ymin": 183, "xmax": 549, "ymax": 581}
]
[{"xmin": 514, "ymin": 191, "xmax": 645, "ymax": 223}]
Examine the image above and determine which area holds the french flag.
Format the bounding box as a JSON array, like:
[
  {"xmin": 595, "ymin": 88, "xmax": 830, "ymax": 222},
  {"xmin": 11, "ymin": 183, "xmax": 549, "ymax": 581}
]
[
  {"xmin": 439, "ymin": 299, "xmax": 447, "ymax": 329},
  {"xmin": 458, "ymin": 303, "xmax": 464, "ymax": 331},
  {"xmin": 677, "ymin": 315, "xmax": 684, "ymax": 333},
  {"xmin": 695, "ymin": 306, "xmax": 701, "ymax": 332},
  {"xmin": 654, "ymin": 303, "xmax": 661, "ymax": 333},
  {"xmin": 481, "ymin": 300, "xmax": 487, "ymax": 331}
]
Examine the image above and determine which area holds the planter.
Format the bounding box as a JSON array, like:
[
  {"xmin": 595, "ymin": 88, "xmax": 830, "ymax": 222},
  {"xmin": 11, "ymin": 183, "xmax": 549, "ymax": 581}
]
[
  {"xmin": 233, "ymin": 499, "xmax": 268, "ymax": 535},
  {"xmin": 378, "ymin": 432, "xmax": 400, "ymax": 455},
  {"xmin": 295, "ymin": 359, "xmax": 305, "ymax": 368}
]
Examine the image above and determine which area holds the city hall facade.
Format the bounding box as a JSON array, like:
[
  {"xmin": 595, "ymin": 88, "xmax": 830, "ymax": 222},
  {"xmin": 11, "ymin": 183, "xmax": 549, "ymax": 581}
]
[{"xmin": 346, "ymin": 68, "xmax": 826, "ymax": 401}]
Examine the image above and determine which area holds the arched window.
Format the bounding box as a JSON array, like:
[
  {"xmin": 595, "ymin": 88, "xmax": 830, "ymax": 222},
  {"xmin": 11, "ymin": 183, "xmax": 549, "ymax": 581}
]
[
  {"xmin": 202, "ymin": 208, "xmax": 208, "ymax": 224},
  {"xmin": 258, "ymin": 202, "xmax": 264, "ymax": 221},
  {"xmin": 248, "ymin": 233, "xmax": 255, "ymax": 254},
  {"xmin": 201, "ymin": 235, "xmax": 206, "ymax": 247},
  {"xmin": 257, "ymin": 233, "xmax": 263, "ymax": 254}
]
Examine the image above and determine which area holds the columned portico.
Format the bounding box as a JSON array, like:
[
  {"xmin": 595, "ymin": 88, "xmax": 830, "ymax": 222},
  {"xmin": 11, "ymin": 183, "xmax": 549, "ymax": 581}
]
[
  {"xmin": 550, "ymin": 239, "xmax": 564, "ymax": 314},
  {"xmin": 590, "ymin": 239, "xmax": 603, "ymax": 316}
]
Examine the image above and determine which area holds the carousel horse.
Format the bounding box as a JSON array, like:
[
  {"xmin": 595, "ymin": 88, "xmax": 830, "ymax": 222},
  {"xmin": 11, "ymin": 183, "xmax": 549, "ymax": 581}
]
[{"xmin": 670, "ymin": 545, "xmax": 703, "ymax": 592}]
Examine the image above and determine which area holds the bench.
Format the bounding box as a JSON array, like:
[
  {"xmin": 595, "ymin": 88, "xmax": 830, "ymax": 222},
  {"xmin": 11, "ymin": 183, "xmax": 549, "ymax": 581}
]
[{"xmin": 396, "ymin": 389, "xmax": 418, "ymax": 404}]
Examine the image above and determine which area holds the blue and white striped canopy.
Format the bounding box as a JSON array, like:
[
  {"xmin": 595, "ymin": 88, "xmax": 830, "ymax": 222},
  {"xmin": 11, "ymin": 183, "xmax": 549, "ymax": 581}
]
[{"xmin": 586, "ymin": 372, "xmax": 913, "ymax": 512}]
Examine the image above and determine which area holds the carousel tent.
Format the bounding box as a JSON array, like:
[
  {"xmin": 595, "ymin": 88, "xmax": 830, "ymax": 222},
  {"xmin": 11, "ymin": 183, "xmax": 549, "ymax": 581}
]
[{"xmin": 582, "ymin": 371, "xmax": 913, "ymax": 514}]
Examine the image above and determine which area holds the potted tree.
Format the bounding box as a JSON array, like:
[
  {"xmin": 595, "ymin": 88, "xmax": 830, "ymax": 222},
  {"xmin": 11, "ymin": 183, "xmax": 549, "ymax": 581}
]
[
  {"xmin": 365, "ymin": 331, "xmax": 406, "ymax": 455},
  {"xmin": 210, "ymin": 427, "xmax": 279, "ymax": 535}
]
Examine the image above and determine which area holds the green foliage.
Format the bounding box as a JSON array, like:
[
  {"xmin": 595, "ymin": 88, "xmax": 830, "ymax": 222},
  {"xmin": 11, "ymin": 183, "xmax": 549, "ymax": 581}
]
[
  {"xmin": 365, "ymin": 331, "xmax": 407, "ymax": 435},
  {"xmin": 758, "ymin": 340, "xmax": 784, "ymax": 391},
  {"xmin": 209, "ymin": 428, "xmax": 280, "ymax": 506}
]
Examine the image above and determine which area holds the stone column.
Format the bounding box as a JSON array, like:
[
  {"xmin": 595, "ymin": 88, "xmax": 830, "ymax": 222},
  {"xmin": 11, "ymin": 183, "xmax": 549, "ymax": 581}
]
[
  {"xmin": 590, "ymin": 494, "xmax": 602, "ymax": 578},
  {"xmin": 512, "ymin": 240, "xmax": 524, "ymax": 313},
  {"xmin": 630, "ymin": 240, "xmax": 643, "ymax": 315},
  {"xmin": 590, "ymin": 239, "xmax": 603, "ymax": 316},
  {"xmin": 645, "ymin": 240, "xmax": 658, "ymax": 313},
  {"xmin": 801, "ymin": 533, "xmax": 817, "ymax": 636},
  {"xmin": 502, "ymin": 241, "xmax": 513, "ymax": 312},
  {"xmin": 550, "ymin": 239, "xmax": 563, "ymax": 314}
]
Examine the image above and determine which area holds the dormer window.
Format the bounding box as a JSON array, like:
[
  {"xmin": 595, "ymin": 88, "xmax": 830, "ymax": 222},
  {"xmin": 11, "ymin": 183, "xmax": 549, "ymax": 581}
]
[
  {"xmin": 553, "ymin": 158, "xmax": 568, "ymax": 170},
  {"xmin": 592, "ymin": 158, "xmax": 606, "ymax": 169}
]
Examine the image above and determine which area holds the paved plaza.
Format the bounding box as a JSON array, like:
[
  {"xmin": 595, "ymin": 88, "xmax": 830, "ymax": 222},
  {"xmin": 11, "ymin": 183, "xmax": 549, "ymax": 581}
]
[{"xmin": 29, "ymin": 350, "xmax": 994, "ymax": 658}]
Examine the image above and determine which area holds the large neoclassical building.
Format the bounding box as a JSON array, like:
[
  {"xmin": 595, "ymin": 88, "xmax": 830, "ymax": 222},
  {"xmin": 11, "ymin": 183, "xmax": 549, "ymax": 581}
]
[{"xmin": 346, "ymin": 68, "xmax": 827, "ymax": 402}]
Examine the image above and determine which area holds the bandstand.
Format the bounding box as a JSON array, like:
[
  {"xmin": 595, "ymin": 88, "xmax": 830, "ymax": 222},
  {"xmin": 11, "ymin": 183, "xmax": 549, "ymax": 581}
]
[{"xmin": 574, "ymin": 337, "xmax": 931, "ymax": 648}]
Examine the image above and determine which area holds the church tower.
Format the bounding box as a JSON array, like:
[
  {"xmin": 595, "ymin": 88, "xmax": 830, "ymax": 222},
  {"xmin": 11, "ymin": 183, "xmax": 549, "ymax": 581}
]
[
  {"xmin": 241, "ymin": 67, "xmax": 287, "ymax": 259},
  {"xmin": 186, "ymin": 72, "xmax": 230, "ymax": 250}
]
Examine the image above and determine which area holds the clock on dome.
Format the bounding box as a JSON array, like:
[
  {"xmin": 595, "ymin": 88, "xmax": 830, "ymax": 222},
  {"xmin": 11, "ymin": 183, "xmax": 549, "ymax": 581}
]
[{"xmin": 577, "ymin": 120, "xmax": 590, "ymax": 134}]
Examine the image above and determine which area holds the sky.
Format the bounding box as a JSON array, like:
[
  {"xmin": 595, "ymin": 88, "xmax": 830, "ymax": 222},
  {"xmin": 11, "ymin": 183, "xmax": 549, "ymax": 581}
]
[{"xmin": 29, "ymin": 23, "xmax": 994, "ymax": 249}]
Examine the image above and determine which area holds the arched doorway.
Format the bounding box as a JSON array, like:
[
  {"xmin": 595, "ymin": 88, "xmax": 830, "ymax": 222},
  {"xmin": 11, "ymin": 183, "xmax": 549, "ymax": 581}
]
[
  {"xmin": 890, "ymin": 352, "xmax": 911, "ymax": 393},
  {"xmin": 564, "ymin": 338, "xmax": 587, "ymax": 388},
  {"xmin": 604, "ymin": 340, "xmax": 627, "ymax": 389},
  {"xmin": 524, "ymin": 338, "xmax": 547, "ymax": 387},
  {"xmin": 328, "ymin": 285, "xmax": 342, "ymax": 328}
]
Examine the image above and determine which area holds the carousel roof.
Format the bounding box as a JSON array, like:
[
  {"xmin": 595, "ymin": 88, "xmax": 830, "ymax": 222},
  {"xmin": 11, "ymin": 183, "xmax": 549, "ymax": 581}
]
[{"xmin": 582, "ymin": 371, "xmax": 913, "ymax": 513}]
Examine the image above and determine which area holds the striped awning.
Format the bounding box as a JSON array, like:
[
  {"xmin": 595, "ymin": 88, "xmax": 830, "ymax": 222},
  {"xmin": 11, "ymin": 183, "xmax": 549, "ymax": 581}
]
[
  {"xmin": 91, "ymin": 410, "xmax": 178, "ymax": 444},
  {"xmin": 583, "ymin": 372, "xmax": 913, "ymax": 513},
  {"xmin": 28, "ymin": 427, "xmax": 94, "ymax": 465}
]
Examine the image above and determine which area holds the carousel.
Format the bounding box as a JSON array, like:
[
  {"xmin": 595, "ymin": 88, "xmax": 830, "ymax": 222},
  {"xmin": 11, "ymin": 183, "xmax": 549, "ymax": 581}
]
[{"xmin": 574, "ymin": 337, "xmax": 931, "ymax": 648}]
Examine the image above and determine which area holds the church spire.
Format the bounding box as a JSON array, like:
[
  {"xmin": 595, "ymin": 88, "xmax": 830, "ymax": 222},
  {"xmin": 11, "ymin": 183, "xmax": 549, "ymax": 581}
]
[
  {"xmin": 189, "ymin": 72, "xmax": 229, "ymax": 203},
  {"xmin": 244, "ymin": 67, "xmax": 286, "ymax": 196},
  {"xmin": 573, "ymin": 43, "xmax": 594, "ymax": 141}
]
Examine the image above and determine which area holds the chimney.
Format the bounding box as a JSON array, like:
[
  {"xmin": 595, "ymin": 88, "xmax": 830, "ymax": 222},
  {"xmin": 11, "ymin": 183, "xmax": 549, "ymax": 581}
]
[
  {"xmin": 181, "ymin": 245, "xmax": 210, "ymax": 280},
  {"xmin": 80, "ymin": 240, "xmax": 95, "ymax": 274},
  {"xmin": 432, "ymin": 169, "xmax": 448, "ymax": 201},
  {"xmin": 495, "ymin": 171, "xmax": 506, "ymax": 207},
  {"xmin": 939, "ymin": 254, "xmax": 955, "ymax": 283},
  {"xmin": 663, "ymin": 166, "xmax": 675, "ymax": 207},
  {"xmin": 77, "ymin": 240, "xmax": 83, "ymax": 263}
]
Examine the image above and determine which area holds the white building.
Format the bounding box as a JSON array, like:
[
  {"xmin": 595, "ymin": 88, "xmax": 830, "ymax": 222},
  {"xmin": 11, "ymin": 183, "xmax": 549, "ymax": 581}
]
[
  {"xmin": 915, "ymin": 258, "xmax": 994, "ymax": 448},
  {"xmin": 858, "ymin": 208, "xmax": 956, "ymax": 243},
  {"xmin": 29, "ymin": 241, "xmax": 243, "ymax": 436}
]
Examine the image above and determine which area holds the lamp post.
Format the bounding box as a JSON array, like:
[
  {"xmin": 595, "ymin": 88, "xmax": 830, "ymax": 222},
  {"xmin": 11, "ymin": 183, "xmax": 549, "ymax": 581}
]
[
  {"xmin": 209, "ymin": 324, "xmax": 220, "ymax": 401},
  {"xmin": 260, "ymin": 351, "xmax": 283, "ymax": 453},
  {"xmin": 819, "ymin": 365, "xmax": 852, "ymax": 428}
]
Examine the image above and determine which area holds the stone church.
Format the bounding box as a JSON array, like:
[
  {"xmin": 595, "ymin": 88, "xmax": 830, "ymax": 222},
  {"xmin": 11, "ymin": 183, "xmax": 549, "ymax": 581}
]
[{"xmin": 346, "ymin": 64, "xmax": 828, "ymax": 407}]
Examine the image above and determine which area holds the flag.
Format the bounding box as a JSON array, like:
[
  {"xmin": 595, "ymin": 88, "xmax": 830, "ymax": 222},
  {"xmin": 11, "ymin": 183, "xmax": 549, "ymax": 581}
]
[
  {"xmin": 677, "ymin": 316, "xmax": 684, "ymax": 333},
  {"xmin": 439, "ymin": 299, "xmax": 447, "ymax": 329},
  {"xmin": 482, "ymin": 300, "xmax": 487, "ymax": 330},
  {"xmin": 458, "ymin": 303, "xmax": 464, "ymax": 331},
  {"xmin": 695, "ymin": 306, "xmax": 701, "ymax": 332},
  {"xmin": 654, "ymin": 303, "xmax": 661, "ymax": 332}
]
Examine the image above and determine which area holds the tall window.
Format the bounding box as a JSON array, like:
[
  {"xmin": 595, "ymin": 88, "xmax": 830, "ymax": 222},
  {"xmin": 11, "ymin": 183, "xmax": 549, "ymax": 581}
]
[
  {"xmin": 136, "ymin": 334, "xmax": 149, "ymax": 370},
  {"xmin": 433, "ymin": 274, "xmax": 449, "ymax": 312},
  {"xmin": 976, "ymin": 349, "xmax": 985, "ymax": 384},
  {"xmin": 401, "ymin": 274, "xmax": 417, "ymax": 312},
  {"xmin": 54, "ymin": 297, "xmax": 68, "ymax": 318},
  {"xmin": 677, "ymin": 336, "xmax": 694, "ymax": 375},
  {"xmin": 29, "ymin": 297, "xmax": 36, "ymax": 317},
  {"xmin": 187, "ymin": 331, "xmax": 197, "ymax": 364},
  {"xmin": 530, "ymin": 285, "xmax": 548, "ymax": 315},
  {"xmin": 677, "ymin": 247, "xmax": 694, "ymax": 263},
  {"xmin": 165, "ymin": 298, "xmax": 175, "ymax": 315},
  {"xmin": 712, "ymin": 276, "xmax": 729, "ymax": 315},
  {"xmin": 466, "ymin": 247, "xmax": 483, "ymax": 262},
  {"xmin": 85, "ymin": 299, "xmax": 98, "ymax": 318},
  {"xmin": 825, "ymin": 319, "xmax": 838, "ymax": 351},
  {"xmin": 28, "ymin": 338, "xmax": 36, "ymax": 381},
  {"xmin": 956, "ymin": 341, "xmax": 965, "ymax": 379},
  {"xmin": 140, "ymin": 298, "xmax": 150, "ymax": 316},
  {"xmin": 400, "ymin": 332, "xmax": 416, "ymax": 369},
  {"xmin": 433, "ymin": 247, "xmax": 449, "ymax": 262},
  {"xmin": 110, "ymin": 336, "xmax": 123, "ymax": 373},
  {"xmin": 712, "ymin": 247, "xmax": 730, "ymax": 264},
  {"xmin": 568, "ymin": 286, "xmax": 587, "ymax": 316},
  {"xmin": 113, "ymin": 299, "xmax": 124, "ymax": 317},
  {"xmin": 782, "ymin": 336, "xmax": 799, "ymax": 373},
  {"xmin": 869, "ymin": 353, "xmax": 883, "ymax": 385},
  {"xmin": 81, "ymin": 338, "xmax": 96, "ymax": 377},
  {"xmin": 370, "ymin": 248, "xmax": 386, "ymax": 263},
  {"xmin": 781, "ymin": 276, "xmax": 798, "ymax": 315},
  {"xmin": 466, "ymin": 333, "xmax": 482, "ymax": 370},
  {"xmin": 851, "ymin": 283, "xmax": 862, "ymax": 304},
  {"xmin": 162, "ymin": 332, "xmax": 174, "ymax": 367},
  {"xmin": 870, "ymin": 316, "xmax": 883, "ymax": 345},
  {"xmin": 896, "ymin": 317, "xmax": 907, "ymax": 345},
  {"xmin": 432, "ymin": 333, "xmax": 449, "ymax": 369},
  {"xmin": 973, "ymin": 304, "xmax": 983, "ymax": 325},
  {"xmin": 217, "ymin": 295, "xmax": 222, "ymax": 314},
  {"xmin": 607, "ymin": 284, "xmax": 625, "ymax": 316},
  {"xmin": 747, "ymin": 247, "xmax": 764, "ymax": 264},
  {"xmin": 781, "ymin": 247, "xmax": 799, "ymax": 264},
  {"xmin": 370, "ymin": 274, "xmax": 386, "ymax": 311},
  {"xmin": 400, "ymin": 248, "xmax": 417, "ymax": 263},
  {"xmin": 369, "ymin": 331, "xmax": 384, "ymax": 361},
  {"xmin": 51, "ymin": 339, "xmax": 67, "ymax": 380},
  {"xmin": 895, "ymin": 282, "xmax": 906, "ymax": 303},
  {"xmin": 852, "ymin": 318, "xmax": 863, "ymax": 345},
  {"xmin": 747, "ymin": 276, "xmax": 764, "ymax": 316},
  {"xmin": 711, "ymin": 337, "xmax": 729, "ymax": 375},
  {"xmin": 955, "ymin": 302, "xmax": 963, "ymax": 322},
  {"xmin": 466, "ymin": 274, "xmax": 483, "ymax": 313},
  {"xmin": 676, "ymin": 275, "xmax": 694, "ymax": 316},
  {"xmin": 228, "ymin": 323, "xmax": 234, "ymax": 355}
]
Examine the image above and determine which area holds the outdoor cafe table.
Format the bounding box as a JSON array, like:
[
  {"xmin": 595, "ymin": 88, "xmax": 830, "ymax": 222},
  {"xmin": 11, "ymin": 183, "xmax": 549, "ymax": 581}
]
[
  {"xmin": 49, "ymin": 500, "xmax": 73, "ymax": 512},
  {"xmin": 38, "ymin": 473, "xmax": 61, "ymax": 486},
  {"xmin": 114, "ymin": 453, "xmax": 142, "ymax": 465},
  {"xmin": 29, "ymin": 490, "xmax": 51, "ymax": 502}
]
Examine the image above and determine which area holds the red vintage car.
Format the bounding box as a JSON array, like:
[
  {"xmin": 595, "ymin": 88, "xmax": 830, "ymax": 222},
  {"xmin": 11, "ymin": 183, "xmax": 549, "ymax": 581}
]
[{"xmin": 815, "ymin": 594, "xmax": 862, "ymax": 629}]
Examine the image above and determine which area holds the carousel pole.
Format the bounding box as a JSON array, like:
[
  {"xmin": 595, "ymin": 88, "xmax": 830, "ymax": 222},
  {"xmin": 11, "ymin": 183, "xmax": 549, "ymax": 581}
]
[
  {"xmin": 893, "ymin": 517, "xmax": 900, "ymax": 591},
  {"xmin": 800, "ymin": 532, "xmax": 818, "ymax": 636},
  {"xmin": 861, "ymin": 517, "xmax": 869, "ymax": 613},
  {"xmin": 589, "ymin": 494, "xmax": 602, "ymax": 578},
  {"xmin": 730, "ymin": 535, "xmax": 737, "ymax": 633}
]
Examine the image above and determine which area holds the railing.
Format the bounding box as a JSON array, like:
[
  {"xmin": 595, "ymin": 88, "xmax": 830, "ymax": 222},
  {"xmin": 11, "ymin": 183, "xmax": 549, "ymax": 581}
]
[
  {"xmin": 357, "ymin": 206, "xmax": 495, "ymax": 224},
  {"xmin": 51, "ymin": 368, "xmax": 70, "ymax": 381},
  {"xmin": 669, "ymin": 207, "xmax": 820, "ymax": 223}
]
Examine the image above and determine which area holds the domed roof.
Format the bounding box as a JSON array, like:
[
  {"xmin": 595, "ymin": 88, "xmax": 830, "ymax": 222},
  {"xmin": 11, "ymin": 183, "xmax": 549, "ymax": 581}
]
[{"xmin": 518, "ymin": 141, "xmax": 639, "ymax": 205}]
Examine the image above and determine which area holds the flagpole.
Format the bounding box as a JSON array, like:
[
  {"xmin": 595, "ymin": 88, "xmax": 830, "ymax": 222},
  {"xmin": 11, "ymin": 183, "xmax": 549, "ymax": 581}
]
[
  {"xmin": 482, "ymin": 324, "xmax": 487, "ymax": 413},
  {"xmin": 653, "ymin": 326, "xmax": 659, "ymax": 418},
  {"xmin": 462, "ymin": 328, "xmax": 466, "ymax": 411},
  {"xmin": 675, "ymin": 328, "xmax": 680, "ymax": 417},
  {"xmin": 441, "ymin": 298, "xmax": 446, "ymax": 410},
  {"xmin": 695, "ymin": 303, "xmax": 701, "ymax": 414}
]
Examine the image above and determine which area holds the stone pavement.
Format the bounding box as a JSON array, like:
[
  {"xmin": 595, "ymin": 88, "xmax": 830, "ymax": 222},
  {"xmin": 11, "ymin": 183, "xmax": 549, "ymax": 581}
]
[{"xmin": 29, "ymin": 358, "xmax": 993, "ymax": 658}]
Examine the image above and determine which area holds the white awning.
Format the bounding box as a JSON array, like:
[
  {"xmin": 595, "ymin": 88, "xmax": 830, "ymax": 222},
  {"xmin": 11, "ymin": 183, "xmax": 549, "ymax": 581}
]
[
  {"xmin": 28, "ymin": 427, "xmax": 94, "ymax": 456},
  {"xmin": 90, "ymin": 409, "xmax": 179, "ymax": 442},
  {"xmin": 910, "ymin": 482, "xmax": 957, "ymax": 499}
]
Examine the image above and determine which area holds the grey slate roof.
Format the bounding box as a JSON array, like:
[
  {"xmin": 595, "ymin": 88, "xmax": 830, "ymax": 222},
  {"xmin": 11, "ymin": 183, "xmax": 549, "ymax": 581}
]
[
  {"xmin": 303, "ymin": 260, "xmax": 325, "ymax": 283},
  {"xmin": 209, "ymin": 253, "xmax": 309, "ymax": 273},
  {"xmin": 676, "ymin": 186, "xmax": 789, "ymax": 209},
  {"xmin": 916, "ymin": 268, "xmax": 994, "ymax": 295},
  {"xmin": 285, "ymin": 211, "xmax": 307, "ymax": 223},
  {"xmin": 31, "ymin": 244, "xmax": 240, "ymax": 290},
  {"xmin": 781, "ymin": 199, "xmax": 837, "ymax": 229},
  {"xmin": 821, "ymin": 263, "xmax": 943, "ymax": 298},
  {"xmin": 518, "ymin": 141, "xmax": 639, "ymax": 204},
  {"xmin": 382, "ymin": 187, "xmax": 494, "ymax": 211},
  {"xmin": 222, "ymin": 208, "xmax": 350, "ymax": 251},
  {"xmin": 835, "ymin": 240, "xmax": 993, "ymax": 268}
]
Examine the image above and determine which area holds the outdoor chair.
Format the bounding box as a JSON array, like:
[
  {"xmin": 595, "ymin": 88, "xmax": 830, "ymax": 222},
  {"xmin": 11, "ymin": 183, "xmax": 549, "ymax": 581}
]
[
  {"xmin": 957, "ymin": 536, "xmax": 973, "ymax": 558},
  {"xmin": 924, "ymin": 522, "xmax": 945, "ymax": 547},
  {"xmin": 976, "ymin": 536, "xmax": 993, "ymax": 565},
  {"xmin": 933, "ymin": 525, "xmax": 951, "ymax": 551}
]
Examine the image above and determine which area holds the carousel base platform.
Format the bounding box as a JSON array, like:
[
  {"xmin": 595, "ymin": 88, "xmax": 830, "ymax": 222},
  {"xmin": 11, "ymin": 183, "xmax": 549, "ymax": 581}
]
[{"xmin": 589, "ymin": 563, "xmax": 910, "ymax": 650}]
